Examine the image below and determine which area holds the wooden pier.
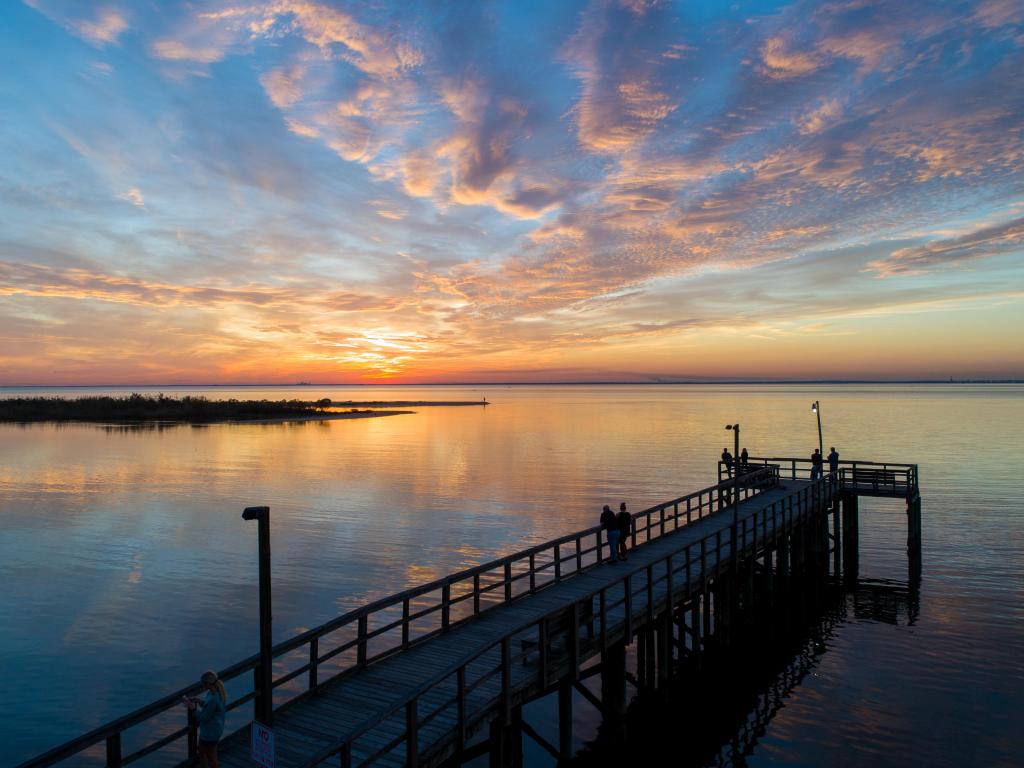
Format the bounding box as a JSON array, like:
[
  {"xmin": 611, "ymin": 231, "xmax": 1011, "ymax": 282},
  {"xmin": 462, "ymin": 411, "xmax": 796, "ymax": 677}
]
[{"xmin": 19, "ymin": 457, "xmax": 920, "ymax": 768}]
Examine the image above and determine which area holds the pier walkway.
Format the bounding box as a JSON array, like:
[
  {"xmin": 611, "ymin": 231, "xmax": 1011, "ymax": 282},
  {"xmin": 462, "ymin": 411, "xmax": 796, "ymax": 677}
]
[{"xmin": 20, "ymin": 458, "xmax": 919, "ymax": 768}]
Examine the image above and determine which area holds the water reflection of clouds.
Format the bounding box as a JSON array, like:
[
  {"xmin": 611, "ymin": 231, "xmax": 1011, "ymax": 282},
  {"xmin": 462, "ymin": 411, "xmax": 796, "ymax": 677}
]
[{"xmin": 4, "ymin": 387, "xmax": 1024, "ymax": 764}]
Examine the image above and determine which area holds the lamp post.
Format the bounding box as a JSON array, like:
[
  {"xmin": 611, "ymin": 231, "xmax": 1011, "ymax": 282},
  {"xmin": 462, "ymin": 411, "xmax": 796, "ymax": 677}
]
[
  {"xmin": 725, "ymin": 423, "xmax": 740, "ymax": 477},
  {"xmin": 725, "ymin": 423, "xmax": 740, "ymax": 515},
  {"xmin": 811, "ymin": 401, "xmax": 823, "ymax": 458},
  {"xmin": 242, "ymin": 506, "xmax": 273, "ymax": 727}
]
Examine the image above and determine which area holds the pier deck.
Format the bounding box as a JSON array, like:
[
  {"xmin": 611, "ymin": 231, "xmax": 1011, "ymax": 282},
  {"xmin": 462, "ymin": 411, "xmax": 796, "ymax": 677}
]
[
  {"xmin": 20, "ymin": 458, "xmax": 919, "ymax": 768},
  {"xmin": 218, "ymin": 480, "xmax": 810, "ymax": 768}
]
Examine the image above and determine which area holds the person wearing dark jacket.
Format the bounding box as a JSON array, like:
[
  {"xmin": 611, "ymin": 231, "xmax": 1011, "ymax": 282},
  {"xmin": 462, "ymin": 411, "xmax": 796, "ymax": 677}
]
[
  {"xmin": 601, "ymin": 505, "xmax": 619, "ymax": 563},
  {"xmin": 616, "ymin": 503, "xmax": 632, "ymax": 561}
]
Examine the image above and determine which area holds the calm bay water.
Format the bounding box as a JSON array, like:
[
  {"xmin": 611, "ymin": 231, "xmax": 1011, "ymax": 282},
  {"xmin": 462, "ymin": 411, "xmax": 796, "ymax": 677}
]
[{"xmin": 1, "ymin": 384, "xmax": 1022, "ymax": 766}]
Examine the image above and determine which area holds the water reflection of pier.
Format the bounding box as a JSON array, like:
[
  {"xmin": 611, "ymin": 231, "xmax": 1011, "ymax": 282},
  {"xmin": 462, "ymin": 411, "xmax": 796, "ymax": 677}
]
[{"xmin": 572, "ymin": 575, "xmax": 920, "ymax": 768}]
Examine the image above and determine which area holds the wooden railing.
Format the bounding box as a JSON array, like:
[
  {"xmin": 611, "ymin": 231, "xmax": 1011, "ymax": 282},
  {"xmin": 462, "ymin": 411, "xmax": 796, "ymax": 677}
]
[
  {"xmin": 721, "ymin": 457, "xmax": 918, "ymax": 497},
  {"xmin": 301, "ymin": 469, "xmax": 836, "ymax": 767},
  {"xmin": 19, "ymin": 467, "xmax": 780, "ymax": 768}
]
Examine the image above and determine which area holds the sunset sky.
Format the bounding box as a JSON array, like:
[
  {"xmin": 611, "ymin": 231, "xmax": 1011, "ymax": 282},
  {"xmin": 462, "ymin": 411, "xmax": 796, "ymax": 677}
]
[{"xmin": 1, "ymin": 0, "xmax": 1022, "ymax": 384}]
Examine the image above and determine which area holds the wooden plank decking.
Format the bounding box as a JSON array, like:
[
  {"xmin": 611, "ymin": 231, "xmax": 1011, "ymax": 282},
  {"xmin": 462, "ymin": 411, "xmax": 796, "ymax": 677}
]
[{"xmin": 214, "ymin": 479, "xmax": 819, "ymax": 767}]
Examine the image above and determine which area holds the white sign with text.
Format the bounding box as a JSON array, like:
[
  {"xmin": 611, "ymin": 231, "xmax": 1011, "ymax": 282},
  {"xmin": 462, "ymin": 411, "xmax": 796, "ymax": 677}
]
[{"xmin": 251, "ymin": 721, "xmax": 276, "ymax": 768}]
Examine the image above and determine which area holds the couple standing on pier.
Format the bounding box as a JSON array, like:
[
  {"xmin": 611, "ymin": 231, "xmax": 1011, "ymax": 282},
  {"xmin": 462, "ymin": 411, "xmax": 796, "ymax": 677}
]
[
  {"xmin": 811, "ymin": 447, "xmax": 840, "ymax": 480},
  {"xmin": 600, "ymin": 502, "xmax": 633, "ymax": 564}
]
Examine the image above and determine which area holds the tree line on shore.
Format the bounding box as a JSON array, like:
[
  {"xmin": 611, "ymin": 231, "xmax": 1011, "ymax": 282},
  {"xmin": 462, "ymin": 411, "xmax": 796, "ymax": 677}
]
[{"xmin": 0, "ymin": 394, "xmax": 335, "ymax": 423}]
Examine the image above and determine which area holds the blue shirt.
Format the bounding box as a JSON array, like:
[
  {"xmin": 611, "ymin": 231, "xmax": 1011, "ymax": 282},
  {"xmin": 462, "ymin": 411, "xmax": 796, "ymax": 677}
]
[{"xmin": 197, "ymin": 692, "xmax": 226, "ymax": 742}]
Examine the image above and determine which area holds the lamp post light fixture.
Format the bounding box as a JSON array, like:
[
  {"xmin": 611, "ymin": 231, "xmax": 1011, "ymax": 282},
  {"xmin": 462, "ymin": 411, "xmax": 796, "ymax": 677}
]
[
  {"xmin": 811, "ymin": 401, "xmax": 823, "ymax": 458},
  {"xmin": 242, "ymin": 505, "xmax": 274, "ymax": 727}
]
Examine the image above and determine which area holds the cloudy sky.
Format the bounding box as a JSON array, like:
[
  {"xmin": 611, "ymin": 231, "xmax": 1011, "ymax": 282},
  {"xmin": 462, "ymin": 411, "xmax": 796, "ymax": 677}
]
[{"xmin": 1, "ymin": 0, "xmax": 1022, "ymax": 383}]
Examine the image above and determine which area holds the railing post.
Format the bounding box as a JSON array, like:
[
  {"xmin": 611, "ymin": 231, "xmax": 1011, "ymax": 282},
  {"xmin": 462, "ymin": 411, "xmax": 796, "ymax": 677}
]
[
  {"xmin": 646, "ymin": 564, "xmax": 654, "ymax": 622},
  {"xmin": 473, "ymin": 574, "xmax": 481, "ymax": 615},
  {"xmin": 104, "ymin": 731, "xmax": 122, "ymax": 768},
  {"xmin": 309, "ymin": 637, "xmax": 319, "ymax": 692},
  {"xmin": 442, "ymin": 582, "xmax": 451, "ymax": 630},
  {"xmin": 666, "ymin": 553, "xmax": 674, "ymax": 606},
  {"xmin": 406, "ymin": 698, "xmax": 419, "ymax": 767},
  {"xmin": 358, "ymin": 614, "xmax": 368, "ymax": 667},
  {"xmin": 403, "ymin": 597, "xmax": 411, "ymax": 648},
  {"xmin": 555, "ymin": 544, "xmax": 562, "ymax": 581},
  {"xmin": 624, "ymin": 574, "xmax": 633, "ymax": 639},
  {"xmin": 576, "ymin": 537, "xmax": 583, "ymax": 572},
  {"xmin": 186, "ymin": 705, "xmax": 197, "ymax": 763},
  {"xmin": 457, "ymin": 666, "xmax": 467, "ymax": 754},
  {"xmin": 684, "ymin": 545, "xmax": 692, "ymax": 600},
  {"xmin": 539, "ymin": 617, "xmax": 549, "ymax": 686},
  {"xmin": 504, "ymin": 560, "xmax": 513, "ymax": 602},
  {"xmin": 529, "ymin": 553, "xmax": 536, "ymax": 592},
  {"xmin": 570, "ymin": 602, "xmax": 580, "ymax": 680},
  {"xmin": 501, "ymin": 637, "xmax": 512, "ymax": 724},
  {"xmin": 341, "ymin": 740, "xmax": 352, "ymax": 768},
  {"xmin": 660, "ymin": 506, "xmax": 666, "ymax": 537}
]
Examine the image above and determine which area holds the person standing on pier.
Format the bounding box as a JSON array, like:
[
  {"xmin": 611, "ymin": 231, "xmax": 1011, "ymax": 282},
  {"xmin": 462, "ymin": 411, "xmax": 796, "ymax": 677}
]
[
  {"xmin": 740, "ymin": 447, "xmax": 749, "ymax": 468},
  {"xmin": 828, "ymin": 447, "xmax": 840, "ymax": 475},
  {"xmin": 811, "ymin": 449, "xmax": 823, "ymax": 480},
  {"xmin": 616, "ymin": 502, "xmax": 632, "ymax": 561},
  {"xmin": 601, "ymin": 505, "xmax": 620, "ymax": 563},
  {"xmin": 185, "ymin": 670, "xmax": 227, "ymax": 768},
  {"xmin": 721, "ymin": 448, "xmax": 734, "ymax": 477}
]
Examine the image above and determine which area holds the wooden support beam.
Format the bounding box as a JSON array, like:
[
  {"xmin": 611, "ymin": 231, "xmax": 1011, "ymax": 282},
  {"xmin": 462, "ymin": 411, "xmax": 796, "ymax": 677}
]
[
  {"xmin": 521, "ymin": 720, "xmax": 560, "ymax": 762},
  {"xmin": 601, "ymin": 642, "xmax": 627, "ymax": 718},
  {"xmin": 573, "ymin": 680, "xmax": 604, "ymax": 715},
  {"xmin": 558, "ymin": 682, "xmax": 573, "ymax": 761}
]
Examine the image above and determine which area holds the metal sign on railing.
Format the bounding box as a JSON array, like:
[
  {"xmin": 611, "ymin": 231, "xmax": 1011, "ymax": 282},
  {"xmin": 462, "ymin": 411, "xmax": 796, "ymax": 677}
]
[{"xmin": 251, "ymin": 721, "xmax": 276, "ymax": 768}]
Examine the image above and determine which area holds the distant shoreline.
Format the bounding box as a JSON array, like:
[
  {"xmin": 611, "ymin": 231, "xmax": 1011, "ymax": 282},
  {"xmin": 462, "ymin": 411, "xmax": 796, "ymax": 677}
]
[{"xmin": 0, "ymin": 395, "xmax": 485, "ymax": 425}]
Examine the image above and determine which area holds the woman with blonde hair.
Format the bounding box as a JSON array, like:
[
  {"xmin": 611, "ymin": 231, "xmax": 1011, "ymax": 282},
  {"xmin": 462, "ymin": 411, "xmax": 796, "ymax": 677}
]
[{"xmin": 185, "ymin": 670, "xmax": 227, "ymax": 767}]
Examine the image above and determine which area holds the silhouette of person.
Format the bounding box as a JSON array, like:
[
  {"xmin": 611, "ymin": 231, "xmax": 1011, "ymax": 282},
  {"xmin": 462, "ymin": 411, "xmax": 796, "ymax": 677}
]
[
  {"xmin": 811, "ymin": 449, "xmax": 823, "ymax": 480},
  {"xmin": 721, "ymin": 448, "xmax": 734, "ymax": 477},
  {"xmin": 616, "ymin": 502, "xmax": 632, "ymax": 561},
  {"xmin": 601, "ymin": 505, "xmax": 619, "ymax": 563},
  {"xmin": 828, "ymin": 447, "xmax": 839, "ymax": 475},
  {"xmin": 740, "ymin": 447, "xmax": 749, "ymax": 468}
]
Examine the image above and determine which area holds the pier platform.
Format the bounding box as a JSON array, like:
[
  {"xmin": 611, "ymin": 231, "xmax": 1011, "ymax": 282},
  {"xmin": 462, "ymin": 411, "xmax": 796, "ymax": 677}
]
[{"xmin": 19, "ymin": 458, "xmax": 919, "ymax": 768}]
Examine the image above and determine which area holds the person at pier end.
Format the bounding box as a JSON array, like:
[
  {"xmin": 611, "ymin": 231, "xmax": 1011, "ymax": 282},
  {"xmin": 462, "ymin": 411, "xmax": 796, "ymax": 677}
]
[
  {"xmin": 740, "ymin": 447, "xmax": 749, "ymax": 468},
  {"xmin": 721, "ymin": 448, "xmax": 734, "ymax": 478},
  {"xmin": 617, "ymin": 502, "xmax": 632, "ymax": 561},
  {"xmin": 185, "ymin": 670, "xmax": 227, "ymax": 768},
  {"xmin": 828, "ymin": 447, "xmax": 840, "ymax": 475},
  {"xmin": 601, "ymin": 505, "xmax": 620, "ymax": 563},
  {"xmin": 811, "ymin": 449, "xmax": 823, "ymax": 480}
]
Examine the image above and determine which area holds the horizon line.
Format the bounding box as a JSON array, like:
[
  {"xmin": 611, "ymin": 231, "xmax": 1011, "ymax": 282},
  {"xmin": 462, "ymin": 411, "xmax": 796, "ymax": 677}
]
[{"xmin": 2, "ymin": 379, "xmax": 1022, "ymax": 388}]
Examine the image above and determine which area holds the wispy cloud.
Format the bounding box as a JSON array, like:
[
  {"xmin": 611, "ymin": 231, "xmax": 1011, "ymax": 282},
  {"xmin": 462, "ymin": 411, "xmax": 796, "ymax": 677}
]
[{"xmin": 869, "ymin": 218, "xmax": 1024, "ymax": 276}]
